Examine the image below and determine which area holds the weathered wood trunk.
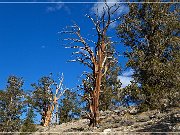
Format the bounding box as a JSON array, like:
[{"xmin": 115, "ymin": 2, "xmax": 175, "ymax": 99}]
[
  {"xmin": 43, "ymin": 104, "xmax": 54, "ymax": 127},
  {"xmin": 89, "ymin": 38, "xmax": 105, "ymax": 127},
  {"xmin": 42, "ymin": 75, "xmax": 65, "ymax": 127}
]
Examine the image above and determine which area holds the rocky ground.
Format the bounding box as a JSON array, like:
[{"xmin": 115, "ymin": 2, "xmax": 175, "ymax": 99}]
[{"xmin": 35, "ymin": 107, "xmax": 180, "ymax": 135}]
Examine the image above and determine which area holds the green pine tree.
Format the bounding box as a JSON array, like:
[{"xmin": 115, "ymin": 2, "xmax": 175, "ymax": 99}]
[
  {"xmin": 31, "ymin": 76, "xmax": 54, "ymax": 125},
  {"xmin": 117, "ymin": 2, "xmax": 180, "ymax": 111},
  {"xmin": 21, "ymin": 107, "xmax": 37, "ymax": 133},
  {"xmin": 99, "ymin": 43, "xmax": 122, "ymax": 111},
  {"xmin": 59, "ymin": 90, "xmax": 80, "ymax": 124},
  {"xmin": 0, "ymin": 76, "xmax": 24, "ymax": 132}
]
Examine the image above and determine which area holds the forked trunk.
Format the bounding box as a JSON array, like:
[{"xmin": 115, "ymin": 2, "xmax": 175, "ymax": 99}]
[{"xmin": 43, "ymin": 75, "xmax": 65, "ymax": 127}]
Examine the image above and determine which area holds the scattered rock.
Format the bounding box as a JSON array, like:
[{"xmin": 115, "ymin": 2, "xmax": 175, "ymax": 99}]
[
  {"xmin": 149, "ymin": 114, "xmax": 156, "ymax": 119},
  {"xmin": 100, "ymin": 110, "xmax": 104, "ymax": 114},
  {"xmin": 119, "ymin": 120, "xmax": 134, "ymax": 126},
  {"xmin": 136, "ymin": 113, "xmax": 150, "ymax": 122},
  {"xmin": 35, "ymin": 107, "xmax": 180, "ymax": 133},
  {"xmin": 113, "ymin": 109, "xmax": 121, "ymax": 113},
  {"xmin": 99, "ymin": 116, "xmax": 106, "ymax": 119},
  {"xmin": 174, "ymin": 113, "xmax": 180, "ymax": 119},
  {"xmin": 129, "ymin": 107, "xmax": 138, "ymax": 115},
  {"xmin": 103, "ymin": 128, "xmax": 111, "ymax": 132},
  {"xmin": 156, "ymin": 112, "xmax": 164, "ymax": 119},
  {"xmin": 173, "ymin": 123, "xmax": 180, "ymax": 131}
]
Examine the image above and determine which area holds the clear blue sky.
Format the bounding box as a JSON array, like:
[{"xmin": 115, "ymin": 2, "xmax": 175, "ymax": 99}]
[{"xmin": 0, "ymin": 0, "xmax": 131, "ymax": 91}]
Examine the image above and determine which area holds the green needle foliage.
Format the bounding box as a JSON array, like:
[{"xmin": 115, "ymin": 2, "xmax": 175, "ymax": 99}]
[
  {"xmin": 120, "ymin": 81, "xmax": 140, "ymax": 107},
  {"xmin": 31, "ymin": 76, "xmax": 54, "ymax": 125},
  {"xmin": 21, "ymin": 107, "xmax": 37, "ymax": 133},
  {"xmin": 117, "ymin": 2, "xmax": 180, "ymax": 111},
  {"xmin": 100, "ymin": 43, "xmax": 122, "ymax": 111},
  {"xmin": 59, "ymin": 90, "xmax": 80, "ymax": 124},
  {"xmin": 0, "ymin": 76, "xmax": 24, "ymax": 132}
]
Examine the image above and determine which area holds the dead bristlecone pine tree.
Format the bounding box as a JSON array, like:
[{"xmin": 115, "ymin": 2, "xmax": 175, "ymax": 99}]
[{"xmin": 61, "ymin": 0, "xmax": 123, "ymax": 127}]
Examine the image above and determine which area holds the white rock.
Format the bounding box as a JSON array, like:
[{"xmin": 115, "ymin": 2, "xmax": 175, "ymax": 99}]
[
  {"xmin": 103, "ymin": 128, "xmax": 112, "ymax": 132},
  {"xmin": 114, "ymin": 110, "xmax": 121, "ymax": 113},
  {"xmin": 129, "ymin": 107, "xmax": 138, "ymax": 115}
]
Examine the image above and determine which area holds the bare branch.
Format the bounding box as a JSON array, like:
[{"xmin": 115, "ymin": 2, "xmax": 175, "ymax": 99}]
[
  {"xmin": 57, "ymin": 88, "xmax": 66, "ymax": 100},
  {"xmin": 64, "ymin": 38, "xmax": 82, "ymax": 43},
  {"xmin": 110, "ymin": 16, "xmax": 122, "ymax": 24},
  {"xmin": 102, "ymin": 65, "xmax": 108, "ymax": 77},
  {"xmin": 68, "ymin": 57, "xmax": 93, "ymax": 69},
  {"xmin": 111, "ymin": 3, "xmax": 121, "ymax": 15},
  {"xmin": 55, "ymin": 73, "xmax": 64, "ymax": 95},
  {"xmin": 104, "ymin": 0, "xmax": 111, "ymax": 33},
  {"xmin": 102, "ymin": 56, "xmax": 107, "ymax": 68},
  {"xmin": 85, "ymin": 14, "xmax": 97, "ymax": 27},
  {"xmin": 83, "ymin": 37, "xmax": 96, "ymax": 44},
  {"xmin": 72, "ymin": 51, "xmax": 90, "ymax": 58},
  {"xmin": 86, "ymin": 14, "xmax": 101, "ymax": 34},
  {"xmin": 63, "ymin": 23, "xmax": 97, "ymax": 65}
]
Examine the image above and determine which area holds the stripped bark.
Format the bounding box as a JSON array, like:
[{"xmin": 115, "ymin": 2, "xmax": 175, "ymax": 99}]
[{"xmin": 43, "ymin": 74, "xmax": 66, "ymax": 127}]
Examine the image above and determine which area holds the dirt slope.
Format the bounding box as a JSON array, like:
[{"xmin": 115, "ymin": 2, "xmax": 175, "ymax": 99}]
[{"xmin": 35, "ymin": 107, "xmax": 180, "ymax": 134}]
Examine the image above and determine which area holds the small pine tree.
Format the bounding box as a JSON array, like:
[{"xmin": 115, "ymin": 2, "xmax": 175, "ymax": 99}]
[
  {"xmin": 59, "ymin": 90, "xmax": 80, "ymax": 124},
  {"xmin": 21, "ymin": 107, "xmax": 37, "ymax": 133}
]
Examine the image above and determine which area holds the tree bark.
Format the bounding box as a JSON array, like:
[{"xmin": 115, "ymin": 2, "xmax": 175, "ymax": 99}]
[
  {"xmin": 90, "ymin": 38, "xmax": 105, "ymax": 126},
  {"xmin": 43, "ymin": 104, "xmax": 54, "ymax": 127}
]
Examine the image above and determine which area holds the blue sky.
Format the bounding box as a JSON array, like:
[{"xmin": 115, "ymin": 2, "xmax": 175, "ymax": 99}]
[{"xmin": 0, "ymin": 0, "xmax": 132, "ymax": 91}]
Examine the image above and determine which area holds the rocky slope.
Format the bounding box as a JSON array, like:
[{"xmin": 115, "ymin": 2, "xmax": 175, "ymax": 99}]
[{"xmin": 36, "ymin": 107, "xmax": 180, "ymax": 134}]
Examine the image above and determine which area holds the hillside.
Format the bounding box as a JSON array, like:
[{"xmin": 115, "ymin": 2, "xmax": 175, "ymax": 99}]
[{"xmin": 36, "ymin": 107, "xmax": 180, "ymax": 134}]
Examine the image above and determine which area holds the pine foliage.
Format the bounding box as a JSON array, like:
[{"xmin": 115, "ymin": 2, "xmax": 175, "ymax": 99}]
[
  {"xmin": 0, "ymin": 76, "xmax": 24, "ymax": 132},
  {"xmin": 59, "ymin": 90, "xmax": 80, "ymax": 124},
  {"xmin": 117, "ymin": 2, "xmax": 180, "ymax": 110}
]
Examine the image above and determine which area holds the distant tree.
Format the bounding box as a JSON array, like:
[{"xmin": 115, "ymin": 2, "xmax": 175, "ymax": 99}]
[
  {"xmin": 0, "ymin": 76, "xmax": 24, "ymax": 132},
  {"xmin": 0, "ymin": 90, "xmax": 7, "ymax": 131},
  {"xmin": 62, "ymin": 1, "xmax": 122, "ymax": 126},
  {"xmin": 21, "ymin": 106, "xmax": 37, "ymax": 133},
  {"xmin": 117, "ymin": 2, "xmax": 180, "ymax": 110},
  {"xmin": 59, "ymin": 90, "xmax": 80, "ymax": 124}
]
